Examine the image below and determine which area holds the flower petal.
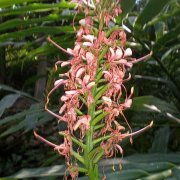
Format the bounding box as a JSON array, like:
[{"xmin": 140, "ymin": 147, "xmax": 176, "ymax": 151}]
[
  {"xmin": 102, "ymin": 96, "xmax": 112, "ymax": 106},
  {"xmin": 124, "ymin": 48, "xmax": 132, "ymax": 57}
]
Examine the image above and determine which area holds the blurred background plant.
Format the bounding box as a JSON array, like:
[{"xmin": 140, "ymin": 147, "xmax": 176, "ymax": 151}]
[{"xmin": 0, "ymin": 0, "xmax": 180, "ymax": 179}]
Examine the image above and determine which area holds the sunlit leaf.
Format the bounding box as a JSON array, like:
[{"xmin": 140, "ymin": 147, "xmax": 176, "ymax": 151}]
[
  {"xmin": 0, "ymin": 2, "xmax": 75, "ymax": 16},
  {"xmin": 0, "ymin": 0, "xmax": 38, "ymax": 8},
  {"xmin": 7, "ymin": 165, "xmax": 65, "ymax": 179},
  {"xmin": 131, "ymin": 96, "xmax": 179, "ymax": 115}
]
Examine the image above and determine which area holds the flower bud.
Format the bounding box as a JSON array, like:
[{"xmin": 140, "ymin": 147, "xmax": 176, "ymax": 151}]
[
  {"xmin": 124, "ymin": 48, "xmax": 132, "ymax": 57},
  {"xmin": 102, "ymin": 96, "xmax": 112, "ymax": 106}
]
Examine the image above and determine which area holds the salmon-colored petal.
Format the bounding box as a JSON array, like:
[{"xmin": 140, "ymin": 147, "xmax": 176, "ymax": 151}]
[{"xmin": 76, "ymin": 67, "xmax": 86, "ymax": 78}]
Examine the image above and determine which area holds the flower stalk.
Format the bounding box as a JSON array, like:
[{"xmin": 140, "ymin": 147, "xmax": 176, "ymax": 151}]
[{"xmin": 34, "ymin": 0, "xmax": 152, "ymax": 179}]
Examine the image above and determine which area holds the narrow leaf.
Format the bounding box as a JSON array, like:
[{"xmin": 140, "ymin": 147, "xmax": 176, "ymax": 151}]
[
  {"xmin": 149, "ymin": 126, "xmax": 170, "ymax": 153},
  {"xmin": 0, "ymin": 26, "xmax": 74, "ymax": 42},
  {"xmin": 134, "ymin": 0, "xmax": 171, "ymax": 31},
  {"xmin": 7, "ymin": 165, "xmax": 65, "ymax": 178},
  {"xmin": 0, "ymin": 2, "xmax": 75, "ymax": 16},
  {"xmin": 0, "ymin": 94, "xmax": 20, "ymax": 117},
  {"xmin": 121, "ymin": 0, "xmax": 136, "ymax": 18}
]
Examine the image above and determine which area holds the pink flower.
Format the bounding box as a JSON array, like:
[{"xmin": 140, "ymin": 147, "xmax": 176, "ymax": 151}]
[
  {"xmin": 36, "ymin": 1, "xmax": 153, "ymax": 177},
  {"xmin": 102, "ymin": 96, "xmax": 112, "ymax": 107},
  {"xmin": 73, "ymin": 115, "xmax": 91, "ymax": 137},
  {"xmin": 124, "ymin": 48, "xmax": 132, "ymax": 57},
  {"xmin": 83, "ymin": 34, "xmax": 96, "ymax": 43}
]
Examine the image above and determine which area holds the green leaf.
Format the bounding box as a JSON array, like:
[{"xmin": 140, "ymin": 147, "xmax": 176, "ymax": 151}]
[
  {"xmin": 0, "ymin": 26, "xmax": 74, "ymax": 42},
  {"xmin": 105, "ymin": 170, "xmax": 149, "ymax": 180},
  {"xmin": 93, "ymin": 134, "xmax": 111, "ymax": 146},
  {"xmin": 0, "ymin": 94, "xmax": 20, "ymax": 117},
  {"xmin": 134, "ymin": 0, "xmax": 171, "ymax": 31},
  {"xmin": 125, "ymin": 153, "xmax": 180, "ymax": 164},
  {"xmin": 0, "ymin": 0, "xmax": 38, "ymax": 8},
  {"xmin": 24, "ymin": 103, "xmax": 45, "ymax": 130},
  {"xmin": 98, "ymin": 154, "xmax": 179, "ymax": 179},
  {"xmin": 0, "ymin": 104, "xmax": 44, "ymax": 127},
  {"xmin": 0, "ymin": 102, "xmax": 55, "ymax": 137},
  {"xmin": 132, "ymin": 96, "xmax": 178, "ymax": 113},
  {"xmin": 0, "ymin": 121, "xmax": 25, "ymax": 138},
  {"xmin": 0, "ymin": 2, "xmax": 75, "ymax": 16},
  {"xmin": 147, "ymin": 8, "xmax": 180, "ymax": 27},
  {"xmin": 94, "ymin": 85, "xmax": 108, "ymax": 101},
  {"xmin": 0, "ymin": 84, "xmax": 38, "ymax": 101},
  {"xmin": 91, "ymin": 112, "xmax": 109, "ymax": 126},
  {"xmin": 78, "ymin": 169, "xmax": 149, "ymax": 180},
  {"xmin": 6, "ymin": 165, "xmax": 65, "ymax": 179},
  {"xmin": 71, "ymin": 150, "xmax": 85, "ymax": 165},
  {"xmin": 0, "ymin": 14, "xmax": 82, "ymax": 32},
  {"xmin": 0, "ymin": 178, "xmax": 16, "ymax": 180},
  {"xmin": 104, "ymin": 162, "xmax": 174, "ymax": 174},
  {"xmin": 140, "ymin": 169, "xmax": 172, "ymax": 180},
  {"xmin": 131, "ymin": 96, "xmax": 180, "ymax": 123},
  {"xmin": 153, "ymin": 24, "xmax": 180, "ymax": 53},
  {"xmin": 121, "ymin": 0, "xmax": 136, "ymax": 18},
  {"xmin": 149, "ymin": 126, "xmax": 170, "ymax": 153},
  {"xmin": 161, "ymin": 44, "xmax": 180, "ymax": 61},
  {"xmin": 26, "ymin": 36, "xmax": 74, "ymax": 59},
  {"xmin": 173, "ymin": 167, "xmax": 180, "ymax": 179}
]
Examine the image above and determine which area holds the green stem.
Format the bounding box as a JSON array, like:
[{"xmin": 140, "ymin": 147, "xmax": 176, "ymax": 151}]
[{"xmin": 83, "ymin": 88, "xmax": 100, "ymax": 180}]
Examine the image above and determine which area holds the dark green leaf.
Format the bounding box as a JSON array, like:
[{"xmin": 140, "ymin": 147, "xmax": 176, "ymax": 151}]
[
  {"xmin": 134, "ymin": 0, "xmax": 171, "ymax": 31},
  {"xmin": 0, "ymin": 94, "xmax": 20, "ymax": 117},
  {"xmin": 0, "ymin": 121, "xmax": 25, "ymax": 137},
  {"xmin": 140, "ymin": 169, "xmax": 172, "ymax": 180},
  {"xmin": 121, "ymin": 0, "xmax": 136, "ymax": 18},
  {"xmin": 149, "ymin": 126, "xmax": 170, "ymax": 153},
  {"xmin": 0, "ymin": 26, "xmax": 74, "ymax": 42},
  {"xmin": 173, "ymin": 167, "xmax": 180, "ymax": 179},
  {"xmin": 0, "ymin": 104, "xmax": 44, "ymax": 126},
  {"xmin": 131, "ymin": 96, "xmax": 180, "ymax": 124},
  {"xmin": 104, "ymin": 170, "xmax": 149, "ymax": 180},
  {"xmin": 0, "ymin": 84, "xmax": 38, "ymax": 101},
  {"xmin": 147, "ymin": 8, "xmax": 180, "ymax": 27},
  {"xmin": 7, "ymin": 165, "xmax": 65, "ymax": 179},
  {"xmin": 153, "ymin": 24, "xmax": 180, "ymax": 53},
  {"xmin": 125, "ymin": 153, "xmax": 180, "ymax": 164}
]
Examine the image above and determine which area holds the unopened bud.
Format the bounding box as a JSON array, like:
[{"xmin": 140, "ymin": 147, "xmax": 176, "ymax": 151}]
[{"xmin": 124, "ymin": 48, "xmax": 132, "ymax": 57}]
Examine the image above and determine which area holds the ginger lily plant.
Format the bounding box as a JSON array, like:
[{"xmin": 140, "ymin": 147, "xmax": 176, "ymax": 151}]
[{"xmin": 34, "ymin": 0, "xmax": 153, "ymax": 179}]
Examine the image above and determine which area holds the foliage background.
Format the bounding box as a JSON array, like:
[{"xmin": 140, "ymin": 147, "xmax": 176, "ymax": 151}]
[{"xmin": 0, "ymin": 0, "xmax": 180, "ymax": 179}]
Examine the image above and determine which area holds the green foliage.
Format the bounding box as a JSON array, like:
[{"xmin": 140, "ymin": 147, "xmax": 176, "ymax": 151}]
[
  {"xmin": 134, "ymin": 0, "xmax": 172, "ymax": 32},
  {"xmin": 0, "ymin": 0, "xmax": 180, "ymax": 179},
  {"xmin": 2, "ymin": 154, "xmax": 180, "ymax": 179}
]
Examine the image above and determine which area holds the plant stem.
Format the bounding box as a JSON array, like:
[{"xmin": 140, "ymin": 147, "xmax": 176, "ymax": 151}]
[{"xmin": 84, "ymin": 92, "xmax": 100, "ymax": 179}]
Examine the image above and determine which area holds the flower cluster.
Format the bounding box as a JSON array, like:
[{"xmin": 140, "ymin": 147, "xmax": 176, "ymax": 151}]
[{"xmin": 34, "ymin": 1, "xmax": 152, "ymax": 179}]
